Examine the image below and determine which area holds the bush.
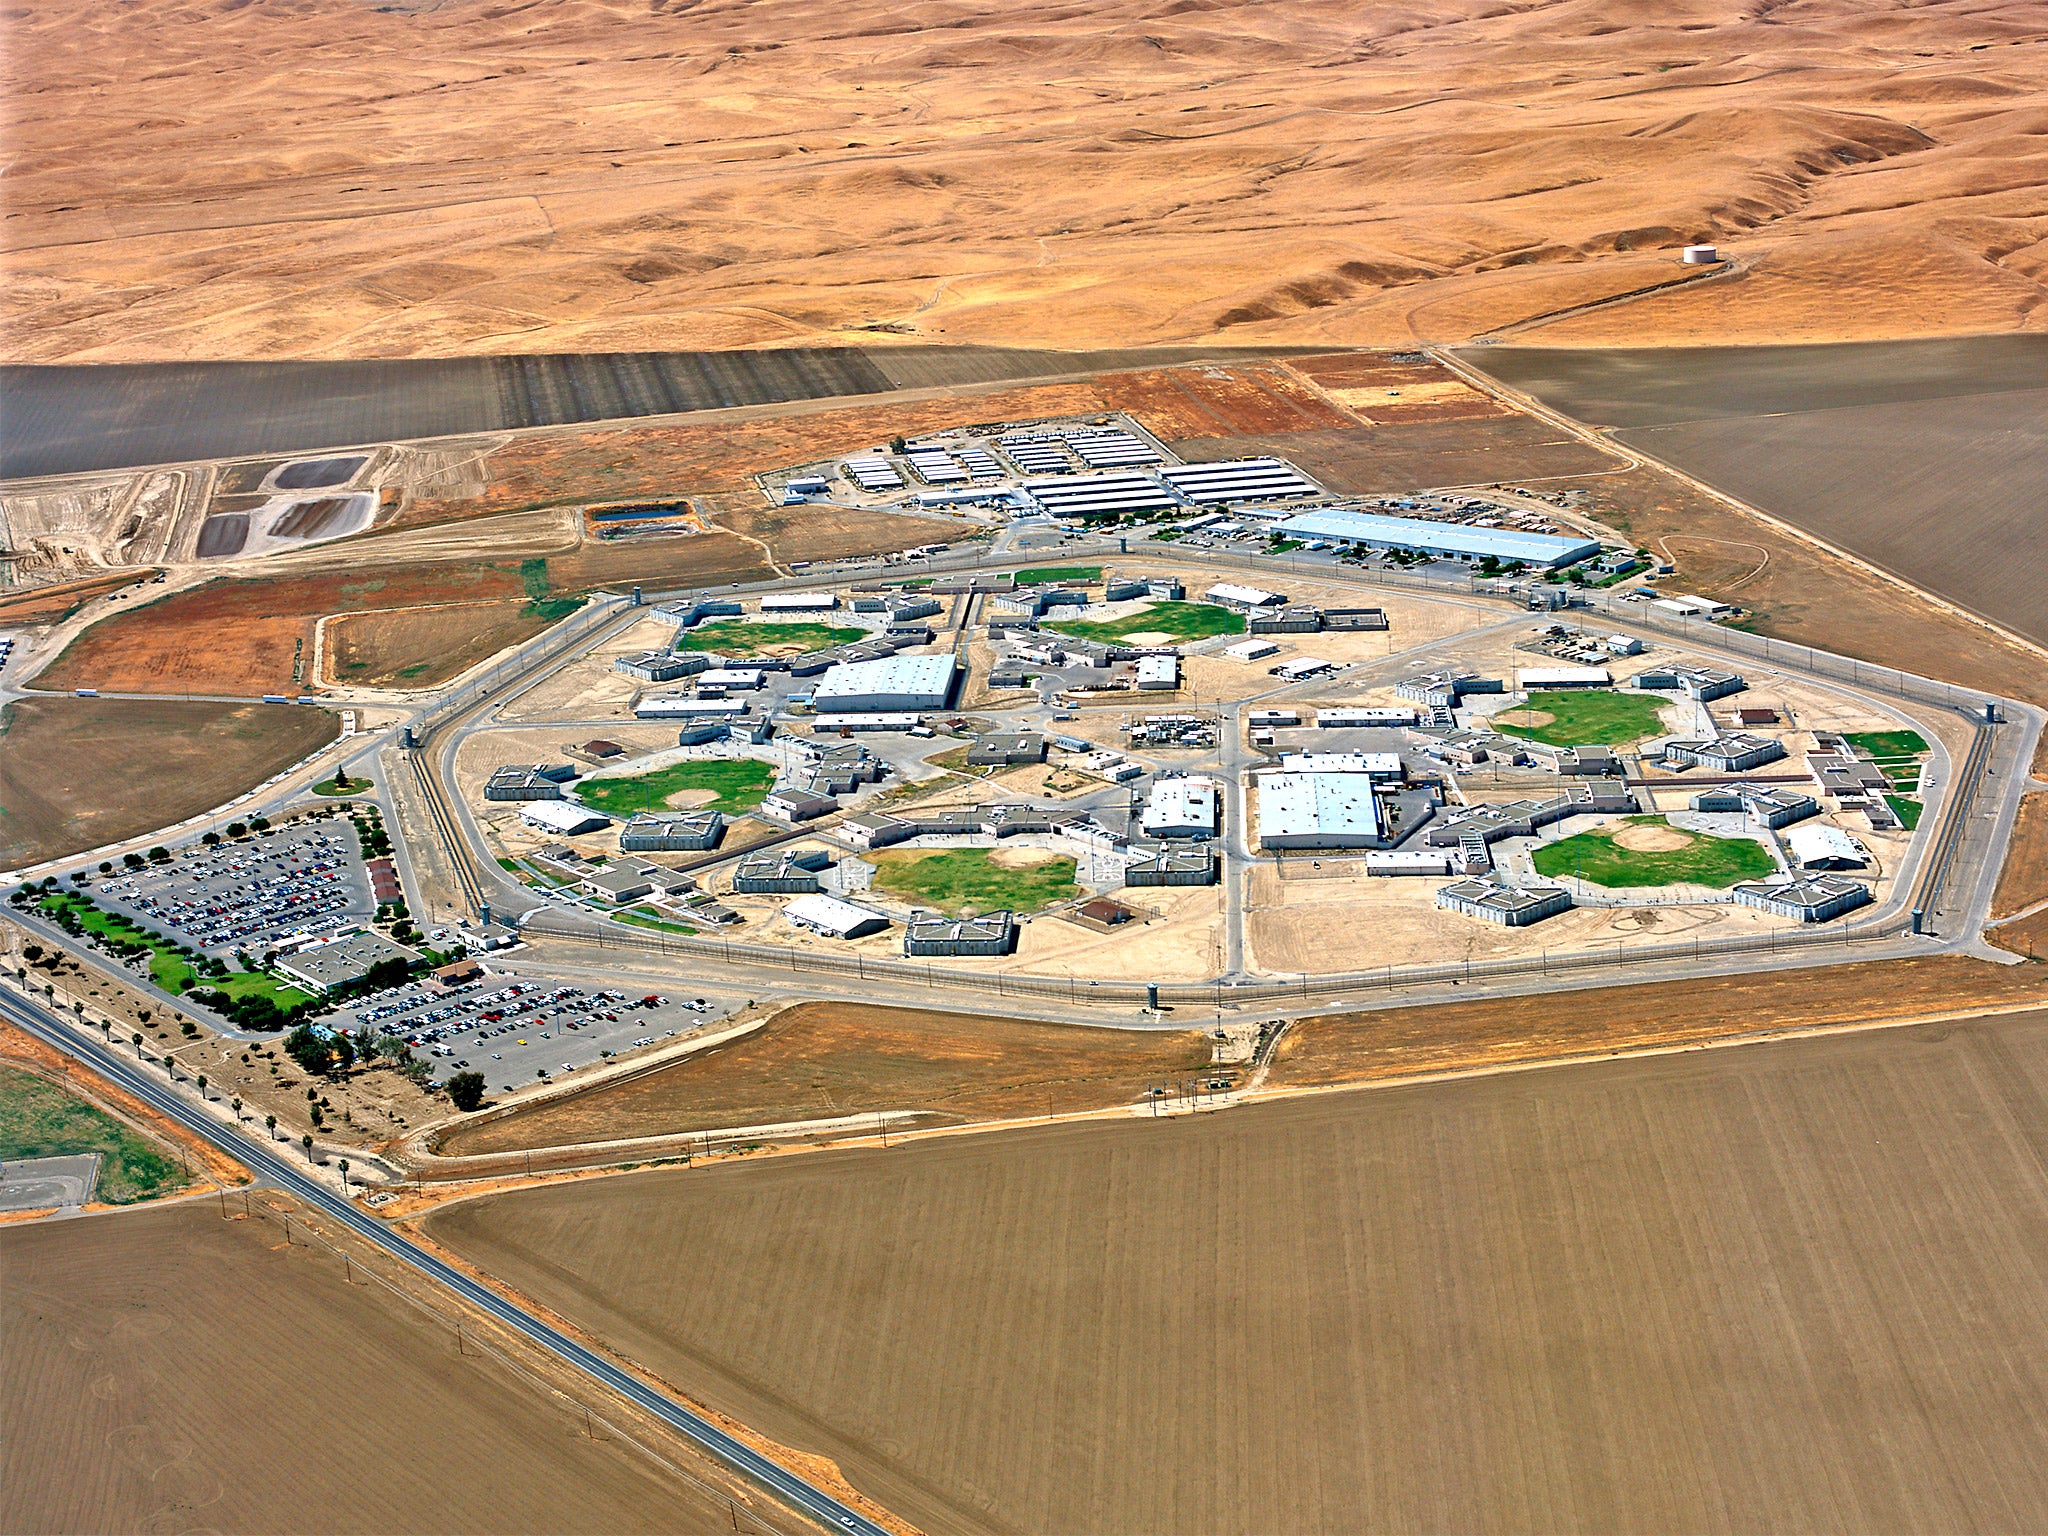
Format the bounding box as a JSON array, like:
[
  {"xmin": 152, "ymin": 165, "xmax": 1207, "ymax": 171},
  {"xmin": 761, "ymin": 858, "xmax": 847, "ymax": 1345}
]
[{"xmin": 445, "ymin": 1072, "xmax": 486, "ymax": 1112}]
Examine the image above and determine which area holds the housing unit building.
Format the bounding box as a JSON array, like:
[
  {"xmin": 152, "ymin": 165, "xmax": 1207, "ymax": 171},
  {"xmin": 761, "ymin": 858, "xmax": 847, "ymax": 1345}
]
[
  {"xmin": 1662, "ymin": 734, "xmax": 1786, "ymax": 773},
  {"xmin": 1436, "ymin": 875, "xmax": 1573, "ymax": 926},
  {"xmin": 614, "ymin": 651, "xmax": 707, "ymax": 683},
  {"xmin": 903, "ymin": 911, "xmax": 1018, "ymax": 957},
  {"xmin": 1122, "ymin": 846, "xmax": 1219, "ymax": 887},
  {"xmin": 1689, "ymin": 784, "xmax": 1818, "ymax": 829},
  {"xmin": 618, "ymin": 811, "xmax": 725, "ymax": 853},
  {"xmin": 732, "ymin": 848, "xmax": 833, "ymax": 894},
  {"xmin": 484, "ymin": 763, "xmax": 578, "ymax": 801},
  {"xmin": 1634, "ymin": 664, "xmax": 1745, "ymax": 701},
  {"xmin": 1249, "ymin": 607, "xmax": 1323, "ymax": 635},
  {"xmin": 581, "ymin": 862, "xmax": 694, "ymax": 906},
  {"xmin": 1396, "ymin": 671, "xmax": 1504, "ymax": 707},
  {"xmin": 1732, "ymin": 874, "xmax": 1873, "ymax": 922},
  {"xmin": 1424, "ymin": 780, "xmax": 1637, "ymax": 848}
]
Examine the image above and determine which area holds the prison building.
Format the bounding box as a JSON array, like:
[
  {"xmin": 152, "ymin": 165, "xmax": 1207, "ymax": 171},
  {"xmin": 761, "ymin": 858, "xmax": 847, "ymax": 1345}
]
[
  {"xmin": 1732, "ymin": 873, "xmax": 1873, "ymax": 923},
  {"xmin": 987, "ymin": 663, "xmax": 1035, "ymax": 690},
  {"xmin": 1410, "ymin": 727, "xmax": 1513, "ymax": 768},
  {"xmin": 1436, "ymin": 874, "xmax": 1572, "ymax": 927},
  {"xmin": 842, "ymin": 455, "xmax": 904, "ymax": 493},
  {"xmin": 1272, "ymin": 508, "xmax": 1601, "ymax": 569},
  {"xmin": 1248, "ymin": 709, "xmax": 1301, "ymax": 727},
  {"xmin": 907, "ymin": 449, "xmax": 968, "ymax": 485},
  {"xmin": 1256, "ymin": 771, "xmax": 1385, "ymax": 849},
  {"xmin": 1203, "ymin": 582, "xmax": 1284, "ymax": 610},
  {"xmin": 1365, "ymin": 850, "xmax": 1455, "ymax": 877},
  {"xmin": 1662, "ymin": 734, "xmax": 1786, "ymax": 773},
  {"xmin": 810, "ymin": 713, "xmax": 924, "ymax": 734},
  {"xmin": 1278, "ymin": 751, "xmax": 1404, "ymax": 782},
  {"xmin": 986, "ymin": 614, "xmax": 1040, "ymax": 636},
  {"xmin": 813, "ymin": 653, "xmax": 959, "ymax": 713},
  {"xmin": 888, "ymin": 596, "xmax": 943, "ymax": 623},
  {"xmin": 1250, "ymin": 606, "xmax": 1324, "ymax": 635},
  {"xmin": 966, "ymin": 732, "xmax": 1047, "ymax": 767},
  {"xmin": 1634, "ymin": 664, "xmax": 1746, "ymax": 701},
  {"xmin": 615, "ymin": 651, "xmax": 706, "ymax": 682},
  {"xmin": 1070, "ymin": 430, "xmax": 1162, "ymax": 469},
  {"xmin": 956, "ymin": 447, "xmax": 1005, "ymax": 479},
  {"xmin": 1140, "ymin": 777, "xmax": 1221, "ymax": 839},
  {"xmin": 1136, "ymin": 655, "xmax": 1180, "ymax": 691},
  {"xmin": 1807, "ymin": 751, "xmax": 1892, "ymax": 800},
  {"xmin": 1103, "ymin": 578, "xmax": 1148, "ymax": 602},
  {"xmin": 1787, "ymin": 822, "xmax": 1868, "ymax": 870},
  {"xmin": 760, "ymin": 788, "xmax": 837, "ymax": 823},
  {"xmin": 581, "ymin": 862, "xmax": 694, "ymax": 906},
  {"xmin": 1317, "ymin": 706, "xmax": 1418, "ymax": 728},
  {"xmin": 1424, "ymin": 779, "xmax": 1637, "ymax": 847},
  {"xmin": 1519, "ymin": 742, "xmax": 1623, "ymax": 778},
  {"xmin": 851, "ymin": 595, "xmax": 891, "ymax": 613},
  {"xmin": 1023, "ymin": 473, "xmax": 1178, "ymax": 521},
  {"xmin": 1396, "ymin": 671, "xmax": 1504, "ymax": 706},
  {"xmin": 484, "ymin": 764, "xmax": 578, "ymax": 801},
  {"xmin": 1159, "ymin": 458, "xmax": 1320, "ymax": 504},
  {"xmin": 786, "ymin": 651, "xmax": 843, "ymax": 678},
  {"xmin": 784, "ymin": 893, "xmax": 890, "ymax": 940},
  {"xmin": 616, "ymin": 811, "xmax": 725, "ymax": 854},
  {"xmin": 1517, "ymin": 666, "xmax": 1611, "ymax": 690},
  {"xmin": 903, "ymin": 910, "xmax": 1018, "ymax": 957},
  {"xmin": 1322, "ymin": 608, "xmax": 1389, "ymax": 631},
  {"xmin": 1000, "ymin": 437, "xmax": 1075, "ymax": 475},
  {"xmin": 1689, "ymin": 784, "xmax": 1818, "ymax": 829},
  {"xmin": 653, "ymin": 598, "xmax": 742, "ymax": 627},
  {"xmin": 732, "ymin": 848, "xmax": 834, "ymax": 894},
  {"xmin": 1058, "ymin": 638, "xmax": 1130, "ymax": 666},
  {"xmin": 635, "ymin": 697, "xmax": 750, "ymax": 720},
  {"xmin": 1123, "ymin": 846, "xmax": 1219, "ymax": 887},
  {"xmin": 520, "ymin": 801, "xmax": 611, "ymax": 837}
]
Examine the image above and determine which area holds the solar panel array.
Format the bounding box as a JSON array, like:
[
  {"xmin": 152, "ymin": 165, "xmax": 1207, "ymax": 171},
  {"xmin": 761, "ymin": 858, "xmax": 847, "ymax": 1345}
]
[
  {"xmin": 907, "ymin": 449, "xmax": 967, "ymax": 485},
  {"xmin": 1071, "ymin": 431, "xmax": 1161, "ymax": 469},
  {"xmin": 1023, "ymin": 473, "xmax": 1179, "ymax": 520},
  {"xmin": 1159, "ymin": 458, "xmax": 1319, "ymax": 504},
  {"xmin": 1001, "ymin": 437, "xmax": 1073, "ymax": 475},
  {"xmin": 956, "ymin": 447, "xmax": 1005, "ymax": 479},
  {"xmin": 843, "ymin": 454, "xmax": 903, "ymax": 492}
]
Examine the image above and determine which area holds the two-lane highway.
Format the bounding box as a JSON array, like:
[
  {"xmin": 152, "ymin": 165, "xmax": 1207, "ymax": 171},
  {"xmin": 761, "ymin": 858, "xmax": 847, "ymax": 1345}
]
[{"xmin": 0, "ymin": 986, "xmax": 884, "ymax": 1536}]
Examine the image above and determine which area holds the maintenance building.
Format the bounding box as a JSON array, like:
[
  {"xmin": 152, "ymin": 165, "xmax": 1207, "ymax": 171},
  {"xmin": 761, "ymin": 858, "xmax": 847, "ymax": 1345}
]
[
  {"xmin": 1787, "ymin": 823, "xmax": 1867, "ymax": 869},
  {"xmin": 1256, "ymin": 771, "xmax": 1384, "ymax": 849},
  {"xmin": 783, "ymin": 893, "xmax": 890, "ymax": 939},
  {"xmin": 812, "ymin": 653, "xmax": 959, "ymax": 712},
  {"xmin": 1141, "ymin": 777, "xmax": 1220, "ymax": 839},
  {"xmin": 520, "ymin": 801, "xmax": 611, "ymax": 837}
]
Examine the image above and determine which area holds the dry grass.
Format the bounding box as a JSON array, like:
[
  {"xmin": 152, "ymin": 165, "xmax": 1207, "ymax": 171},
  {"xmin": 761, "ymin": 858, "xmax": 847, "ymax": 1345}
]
[
  {"xmin": 326, "ymin": 600, "xmax": 568, "ymax": 688},
  {"xmin": 0, "ymin": 696, "xmax": 336, "ymax": 868},
  {"xmin": 0, "ymin": 1201, "xmax": 741, "ymax": 1535},
  {"xmin": 428, "ymin": 1006, "xmax": 2048, "ymax": 1533},
  {"xmin": 433, "ymin": 1002, "xmax": 1212, "ymax": 1155},
  {"xmin": 1992, "ymin": 790, "xmax": 2048, "ymax": 922},
  {"xmin": 0, "ymin": 571, "xmax": 151, "ymax": 625}
]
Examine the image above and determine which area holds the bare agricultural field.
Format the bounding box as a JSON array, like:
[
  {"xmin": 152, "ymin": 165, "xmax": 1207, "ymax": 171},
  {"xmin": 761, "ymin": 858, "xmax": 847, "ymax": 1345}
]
[
  {"xmin": 325, "ymin": 599, "xmax": 572, "ymax": 688},
  {"xmin": 0, "ymin": 1202, "xmax": 741, "ymax": 1536},
  {"xmin": 0, "ymin": 697, "xmax": 336, "ymax": 869},
  {"xmin": 429, "ymin": 1006, "xmax": 2048, "ymax": 1534},
  {"xmin": 1169, "ymin": 417, "xmax": 1620, "ymax": 496},
  {"xmin": 434, "ymin": 1002, "xmax": 1211, "ymax": 1155}
]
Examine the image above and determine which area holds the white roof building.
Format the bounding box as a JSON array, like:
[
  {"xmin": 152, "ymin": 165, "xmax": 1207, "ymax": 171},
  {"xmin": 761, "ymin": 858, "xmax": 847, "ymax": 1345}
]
[
  {"xmin": 812, "ymin": 654, "xmax": 959, "ymax": 713},
  {"xmin": 520, "ymin": 801, "xmax": 612, "ymax": 836},
  {"xmin": 1225, "ymin": 639, "xmax": 1281, "ymax": 661},
  {"xmin": 634, "ymin": 697, "xmax": 750, "ymax": 719},
  {"xmin": 760, "ymin": 592, "xmax": 839, "ymax": 611},
  {"xmin": 1273, "ymin": 657, "xmax": 1333, "ymax": 681},
  {"xmin": 1204, "ymin": 583, "xmax": 1283, "ymax": 609},
  {"xmin": 697, "ymin": 668, "xmax": 765, "ymax": 690},
  {"xmin": 1136, "ymin": 655, "xmax": 1179, "ymax": 690},
  {"xmin": 1517, "ymin": 666, "xmax": 1612, "ymax": 689},
  {"xmin": 1140, "ymin": 777, "xmax": 1220, "ymax": 839},
  {"xmin": 782, "ymin": 893, "xmax": 890, "ymax": 939},
  {"xmin": 1787, "ymin": 823, "xmax": 1867, "ymax": 869},
  {"xmin": 1256, "ymin": 772, "xmax": 1384, "ymax": 849},
  {"xmin": 1277, "ymin": 751, "xmax": 1404, "ymax": 782}
]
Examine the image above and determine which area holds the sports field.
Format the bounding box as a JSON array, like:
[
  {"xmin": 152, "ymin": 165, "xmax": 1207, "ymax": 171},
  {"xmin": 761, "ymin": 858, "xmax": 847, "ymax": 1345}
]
[
  {"xmin": 870, "ymin": 848, "xmax": 1079, "ymax": 914},
  {"xmin": 676, "ymin": 618, "xmax": 867, "ymax": 653},
  {"xmin": 575, "ymin": 759, "xmax": 774, "ymax": 817},
  {"xmin": 429, "ymin": 1007, "xmax": 2048, "ymax": 1534},
  {"xmin": 1491, "ymin": 689, "xmax": 1667, "ymax": 747},
  {"xmin": 1045, "ymin": 600, "xmax": 1243, "ymax": 643},
  {"xmin": 1532, "ymin": 816, "xmax": 1775, "ymax": 888},
  {"xmin": 0, "ymin": 1064, "xmax": 184, "ymax": 1204},
  {"xmin": 1012, "ymin": 565, "xmax": 1101, "ymax": 584},
  {"xmin": 0, "ymin": 1201, "xmax": 740, "ymax": 1534}
]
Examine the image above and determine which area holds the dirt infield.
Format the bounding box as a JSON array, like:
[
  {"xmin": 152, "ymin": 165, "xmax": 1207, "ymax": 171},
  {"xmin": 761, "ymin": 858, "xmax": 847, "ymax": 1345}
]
[
  {"xmin": 430, "ymin": 1006, "xmax": 2048, "ymax": 1533},
  {"xmin": 327, "ymin": 600, "xmax": 570, "ymax": 688},
  {"xmin": 0, "ymin": 696, "xmax": 336, "ymax": 868},
  {"xmin": 0, "ymin": 1201, "xmax": 734, "ymax": 1535},
  {"xmin": 1169, "ymin": 418, "xmax": 1620, "ymax": 495},
  {"xmin": 434, "ymin": 1002, "xmax": 1211, "ymax": 1155}
]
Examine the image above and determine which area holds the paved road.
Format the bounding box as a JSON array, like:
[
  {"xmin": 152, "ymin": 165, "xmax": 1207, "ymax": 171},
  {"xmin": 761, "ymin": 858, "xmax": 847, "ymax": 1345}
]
[{"xmin": 0, "ymin": 984, "xmax": 885, "ymax": 1536}]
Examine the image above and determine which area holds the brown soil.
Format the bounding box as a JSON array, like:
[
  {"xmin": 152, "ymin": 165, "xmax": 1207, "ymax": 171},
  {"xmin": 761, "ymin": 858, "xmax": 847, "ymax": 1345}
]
[
  {"xmin": 433, "ymin": 1002, "xmax": 1212, "ymax": 1156},
  {"xmin": 1271, "ymin": 954, "xmax": 2048, "ymax": 1090},
  {"xmin": 327, "ymin": 600, "xmax": 566, "ymax": 689},
  {"xmin": 1490, "ymin": 707, "xmax": 1555, "ymax": 730},
  {"xmin": 1090, "ymin": 363, "xmax": 1356, "ymax": 438},
  {"xmin": 0, "ymin": 571, "xmax": 151, "ymax": 625},
  {"xmin": 0, "ymin": 696, "xmax": 337, "ymax": 867},
  {"xmin": 1612, "ymin": 821, "xmax": 1693, "ymax": 852},
  {"xmin": 1991, "ymin": 790, "xmax": 2048, "ymax": 921},
  {"xmin": 427, "ymin": 1006, "xmax": 2048, "ymax": 1533},
  {"xmin": 0, "ymin": 1201, "xmax": 751, "ymax": 1535}
]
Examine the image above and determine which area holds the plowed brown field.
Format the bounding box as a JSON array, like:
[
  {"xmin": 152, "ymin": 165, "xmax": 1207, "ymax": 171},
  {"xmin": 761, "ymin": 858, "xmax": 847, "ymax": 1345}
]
[
  {"xmin": 1092, "ymin": 363, "xmax": 1355, "ymax": 438},
  {"xmin": 0, "ymin": 1201, "xmax": 741, "ymax": 1535},
  {"xmin": 326, "ymin": 600, "xmax": 567, "ymax": 688},
  {"xmin": 429, "ymin": 1007, "xmax": 2048, "ymax": 1534}
]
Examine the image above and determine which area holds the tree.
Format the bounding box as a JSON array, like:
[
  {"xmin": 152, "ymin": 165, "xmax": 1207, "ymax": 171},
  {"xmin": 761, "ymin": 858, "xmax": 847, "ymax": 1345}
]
[
  {"xmin": 265, "ymin": 1114, "xmax": 277, "ymax": 1139},
  {"xmin": 445, "ymin": 1071, "xmax": 487, "ymax": 1113},
  {"xmin": 301, "ymin": 1133, "xmax": 314, "ymax": 1160},
  {"xmin": 196, "ymin": 1074, "xmax": 208, "ymax": 1099},
  {"xmin": 332, "ymin": 1032, "xmax": 356, "ymax": 1072},
  {"xmin": 250, "ymin": 816, "xmax": 270, "ymax": 832},
  {"xmin": 98, "ymin": 861, "xmax": 113, "ymax": 875},
  {"xmin": 332, "ymin": 768, "xmax": 351, "ymax": 791},
  {"xmin": 123, "ymin": 852, "xmax": 146, "ymax": 869},
  {"xmin": 231, "ymin": 1096, "xmax": 242, "ymax": 1119},
  {"xmin": 338, "ymin": 1158, "xmax": 350, "ymax": 1187},
  {"xmin": 201, "ymin": 832, "xmax": 220, "ymax": 847},
  {"xmin": 283, "ymin": 1024, "xmax": 335, "ymax": 1076},
  {"xmin": 225, "ymin": 823, "xmax": 247, "ymax": 840},
  {"xmin": 147, "ymin": 846, "xmax": 170, "ymax": 863},
  {"xmin": 131, "ymin": 1032, "xmax": 143, "ymax": 1056},
  {"xmin": 21, "ymin": 944, "xmax": 41, "ymax": 964}
]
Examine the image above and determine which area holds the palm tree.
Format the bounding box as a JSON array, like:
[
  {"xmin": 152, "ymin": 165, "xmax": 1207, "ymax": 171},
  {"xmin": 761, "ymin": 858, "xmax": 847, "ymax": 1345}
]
[
  {"xmin": 231, "ymin": 1097, "xmax": 243, "ymax": 1120},
  {"xmin": 301, "ymin": 1133, "xmax": 314, "ymax": 1161},
  {"xmin": 265, "ymin": 1114, "xmax": 277, "ymax": 1139},
  {"xmin": 131, "ymin": 1032, "xmax": 143, "ymax": 1056},
  {"xmin": 338, "ymin": 1158, "xmax": 350, "ymax": 1188},
  {"xmin": 196, "ymin": 1074, "xmax": 208, "ymax": 1100}
]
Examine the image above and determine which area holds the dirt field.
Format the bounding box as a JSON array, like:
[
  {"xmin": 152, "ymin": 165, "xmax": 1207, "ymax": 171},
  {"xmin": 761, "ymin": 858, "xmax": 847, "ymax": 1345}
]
[
  {"xmin": 434, "ymin": 1002, "xmax": 1212, "ymax": 1155},
  {"xmin": 326, "ymin": 599, "xmax": 569, "ymax": 688},
  {"xmin": 0, "ymin": 1201, "xmax": 748, "ymax": 1535},
  {"xmin": 1170, "ymin": 417, "xmax": 1621, "ymax": 495},
  {"xmin": 0, "ymin": 696, "xmax": 336, "ymax": 868},
  {"xmin": 1993, "ymin": 790, "xmax": 2048, "ymax": 922},
  {"xmin": 1091, "ymin": 363, "xmax": 1355, "ymax": 438},
  {"xmin": 0, "ymin": 571, "xmax": 150, "ymax": 626},
  {"xmin": 428, "ymin": 1004, "xmax": 2048, "ymax": 1533}
]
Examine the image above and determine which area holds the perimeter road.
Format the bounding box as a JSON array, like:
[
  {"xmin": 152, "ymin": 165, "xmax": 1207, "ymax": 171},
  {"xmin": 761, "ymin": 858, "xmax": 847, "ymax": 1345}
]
[{"xmin": 0, "ymin": 985, "xmax": 887, "ymax": 1536}]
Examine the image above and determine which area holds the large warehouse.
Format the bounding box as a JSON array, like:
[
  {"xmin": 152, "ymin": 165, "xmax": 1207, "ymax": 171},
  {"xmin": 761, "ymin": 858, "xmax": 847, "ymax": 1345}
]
[
  {"xmin": 1273, "ymin": 508, "xmax": 1602, "ymax": 568},
  {"xmin": 811, "ymin": 653, "xmax": 959, "ymax": 713},
  {"xmin": 1256, "ymin": 771, "xmax": 1385, "ymax": 848}
]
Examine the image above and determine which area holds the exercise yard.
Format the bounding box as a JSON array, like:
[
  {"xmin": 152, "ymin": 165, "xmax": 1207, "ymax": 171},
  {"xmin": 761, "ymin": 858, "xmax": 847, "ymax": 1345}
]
[
  {"xmin": 675, "ymin": 619, "xmax": 867, "ymax": 653},
  {"xmin": 871, "ymin": 847, "xmax": 1081, "ymax": 914},
  {"xmin": 1045, "ymin": 601, "xmax": 1244, "ymax": 644},
  {"xmin": 1493, "ymin": 689, "xmax": 1669, "ymax": 747},
  {"xmin": 1532, "ymin": 816, "xmax": 1777, "ymax": 889},
  {"xmin": 575, "ymin": 759, "xmax": 775, "ymax": 816}
]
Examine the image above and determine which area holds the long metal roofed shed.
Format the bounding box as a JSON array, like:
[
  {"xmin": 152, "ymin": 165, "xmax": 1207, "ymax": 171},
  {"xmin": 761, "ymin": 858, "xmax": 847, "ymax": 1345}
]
[
  {"xmin": 1204, "ymin": 583, "xmax": 1284, "ymax": 609},
  {"xmin": 783, "ymin": 893, "xmax": 890, "ymax": 939},
  {"xmin": 1159, "ymin": 458, "xmax": 1321, "ymax": 503},
  {"xmin": 1273, "ymin": 508, "xmax": 1601, "ymax": 568},
  {"xmin": 1022, "ymin": 473, "xmax": 1178, "ymax": 521}
]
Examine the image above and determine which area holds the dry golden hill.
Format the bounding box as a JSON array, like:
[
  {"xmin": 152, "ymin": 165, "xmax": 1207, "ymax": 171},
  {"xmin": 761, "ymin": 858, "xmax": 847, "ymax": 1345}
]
[{"xmin": 4, "ymin": 0, "xmax": 2045, "ymax": 361}]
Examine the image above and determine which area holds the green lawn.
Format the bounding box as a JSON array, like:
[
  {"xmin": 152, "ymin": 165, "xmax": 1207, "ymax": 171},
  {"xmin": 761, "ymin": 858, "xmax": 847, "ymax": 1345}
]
[
  {"xmin": 311, "ymin": 776, "xmax": 372, "ymax": 796},
  {"xmin": 677, "ymin": 619, "xmax": 867, "ymax": 653},
  {"xmin": 1493, "ymin": 689, "xmax": 1670, "ymax": 748},
  {"xmin": 1531, "ymin": 816, "xmax": 1777, "ymax": 889},
  {"xmin": 37, "ymin": 892, "xmax": 311, "ymax": 1006},
  {"xmin": 576, "ymin": 758, "xmax": 776, "ymax": 816},
  {"xmin": 1844, "ymin": 729, "xmax": 1929, "ymax": 761},
  {"xmin": 1045, "ymin": 601, "xmax": 1244, "ymax": 644},
  {"xmin": 0, "ymin": 1064, "xmax": 186, "ymax": 1204},
  {"xmin": 1886, "ymin": 794, "xmax": 1924, "ymax": 830},
  {"xmin": 613, "ymin": 908, "xmax": 699, "ymax": 936},
  {"xmin": 872, "ymin": 848, "xmax": 1080, "ymax": 914},
  {"xmin": 1013, "ymin": 565, "xmax": 1101, "ymax": 585}
]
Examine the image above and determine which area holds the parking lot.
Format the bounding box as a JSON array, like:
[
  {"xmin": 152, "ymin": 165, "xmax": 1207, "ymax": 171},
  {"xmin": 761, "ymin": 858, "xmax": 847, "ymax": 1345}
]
[
  {"xmin": 95, "ymin": 822, "xmax": 375, "ymax": 956},
  {"xmin": 331, "ymin": 964, "xmax": 739, "ymax": 1095}
]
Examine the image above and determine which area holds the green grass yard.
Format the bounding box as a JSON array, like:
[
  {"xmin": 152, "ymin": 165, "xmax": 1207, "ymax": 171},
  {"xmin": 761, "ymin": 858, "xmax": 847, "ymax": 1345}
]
[
  {"xmin": 1886, "ymin": 794, "xmax": 1924, "ymax": 830},
  {"xmin": 871, "ymin": 848, "xmax": 1080, "ymax": 914},
  {"xmin": 1045, "ymin": 601, "xmax": 1243, "ymax": 644},
  {"xmin": 1844, "ymin": 730, "xmax": 1929, "ymax": 761},
  {"xmin": 677, "ymin": 619, "xmax": 867, "ymax": 653},
  {"xmin": 1013, "ymin": 566, "xmax": 1102, "ymax": 585},
  {"xmin": 1492, "ymin": 689, "xmax": 1669, "ymax": 748},
  {"xmin": 1531, "ymin": 816, "xmax": 1777, "ymax": 889},
  {"xmin": 575, "ymin": 758, "xmax": 775, "ymax": 817},
  {"xmin": 37, "ymin": 892, "xmax": 312, "ymax": 1006},
  {"xmin": 0, "ymin": 1064, "xmax": 186, "ymax": 1204}
]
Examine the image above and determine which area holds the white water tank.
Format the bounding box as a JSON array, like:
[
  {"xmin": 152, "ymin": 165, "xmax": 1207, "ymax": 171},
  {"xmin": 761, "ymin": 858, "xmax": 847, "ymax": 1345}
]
[{"xmin": 1682, "ymin": 244, "xmax": 1721, "ymax": 265}]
